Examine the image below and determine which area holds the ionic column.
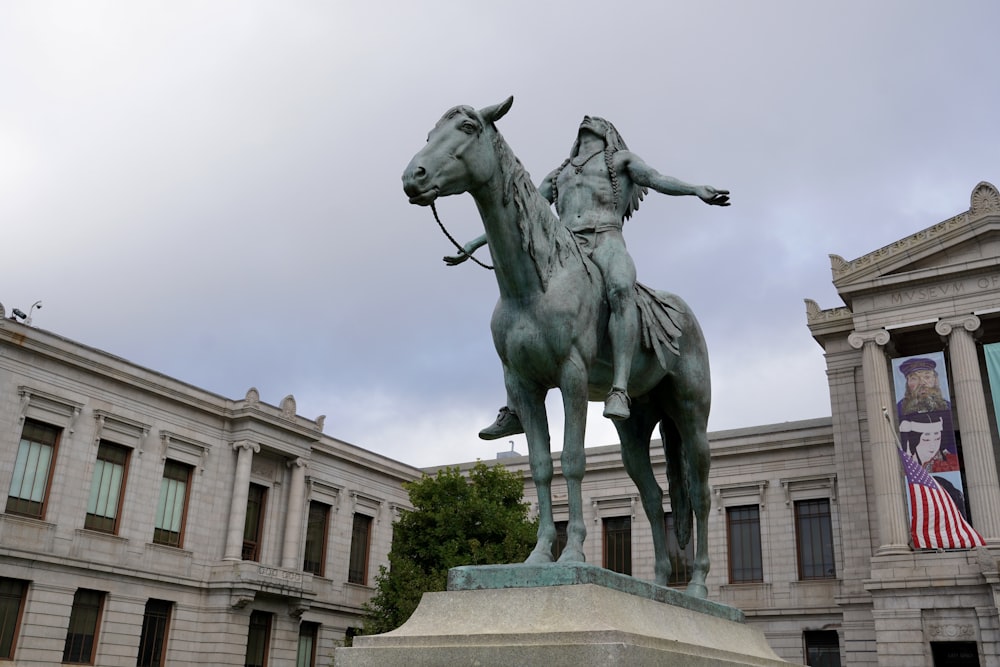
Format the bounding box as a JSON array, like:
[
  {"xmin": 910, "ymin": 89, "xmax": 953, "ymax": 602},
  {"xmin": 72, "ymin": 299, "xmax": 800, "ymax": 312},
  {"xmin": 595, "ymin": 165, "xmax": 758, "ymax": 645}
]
[
  {"xmin": 849, "ymin": 329, "xmax": 909, "ymax": 553},
  {"xmin": 936, "ymin": 315, "xmax": 1000, "ymax": 541},
  {"xmin": 281, "ymin": 458, "xmax": 308, "ymax": 569},
  {"xmin": 224, "ymin": 440, "xmax": 260, "ymax": 560}
]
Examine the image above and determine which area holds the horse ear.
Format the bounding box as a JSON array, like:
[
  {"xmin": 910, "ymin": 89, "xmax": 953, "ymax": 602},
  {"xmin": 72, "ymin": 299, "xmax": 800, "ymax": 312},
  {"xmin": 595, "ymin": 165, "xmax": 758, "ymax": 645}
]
[{"xmin": 480, "ymin": 96, "xmax": 514, "ymax": 124}]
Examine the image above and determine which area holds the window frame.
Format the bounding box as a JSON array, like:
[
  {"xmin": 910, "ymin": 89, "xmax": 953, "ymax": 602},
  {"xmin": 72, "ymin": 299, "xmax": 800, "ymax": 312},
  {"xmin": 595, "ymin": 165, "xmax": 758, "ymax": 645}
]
[
  {"xmin": 726, "ymin": 504, "xmax": 764, "ymax": 584},
  {"xmin": 303, "ymin": 501, "xmax": 330, "ymax": 576},
  {"xmin": 136, "ymin": 599, "xmax": 172, "ymax": 667},
  {"xmin": 296, "ymin": 621, "xmax": 319, "ymax": 667},
  {"xmin": 245, "ymin": 610, "xmax": 272, "ymax": 667},
  {"xmin": 242, "ymin": 484, "xmax": 268, "ymax": 562},
  {"xmin": 348, "ymin": 513, "xmax": 373, "ymax": 585},
  {"xmin": 0, "ymin": 578, "xmax": 28, "ymax": 660},
  {"xmin": 803, "ymin": 629, "xmax": 841, "ymax": 667},
  {"xmin": 602, "ymin": 515, "xmax": 632, "ymax": 576},
  {"xmin": 6, "ymin": 419, "xmax": 61, "ymax": 520},
  {"xmin": 84, "ymin": 441, "xmax": 131, "ymax": 534},
  {"xmin": 61, "ymin": 589, "xmax": 105, "ymax": 665},
  {"xmin": 153, "ymin": 460, "xmax": 193, "ymax": 549},
  {"xmin": 794, "ymin": 498, "xmax": 836, "ymax": 580}
]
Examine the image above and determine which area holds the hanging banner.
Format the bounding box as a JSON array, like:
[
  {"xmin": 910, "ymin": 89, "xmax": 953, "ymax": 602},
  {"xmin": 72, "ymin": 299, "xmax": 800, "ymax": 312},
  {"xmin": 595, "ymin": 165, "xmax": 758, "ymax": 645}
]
[
  {"xmin": 890, "ymin": 352, "xmax": 981, "ymax": 548},
  {"xmin": 984, "ymin": 343, "xmax": 1000, "ymax": 428}
]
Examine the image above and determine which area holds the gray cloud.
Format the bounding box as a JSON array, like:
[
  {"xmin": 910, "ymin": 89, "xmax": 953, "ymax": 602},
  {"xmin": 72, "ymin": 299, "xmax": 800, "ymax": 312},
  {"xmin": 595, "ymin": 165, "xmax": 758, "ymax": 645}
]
[{"xmin": 3, "ymin": 1, "xmax": 998, "ymax": 466}]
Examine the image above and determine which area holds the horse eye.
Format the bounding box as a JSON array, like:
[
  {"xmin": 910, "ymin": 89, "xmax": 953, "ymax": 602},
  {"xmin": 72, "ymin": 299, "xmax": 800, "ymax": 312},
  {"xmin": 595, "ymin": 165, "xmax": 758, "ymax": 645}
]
[{"xmin": 460, "ymin": 121, "xmax": 478, "ymax": 134}]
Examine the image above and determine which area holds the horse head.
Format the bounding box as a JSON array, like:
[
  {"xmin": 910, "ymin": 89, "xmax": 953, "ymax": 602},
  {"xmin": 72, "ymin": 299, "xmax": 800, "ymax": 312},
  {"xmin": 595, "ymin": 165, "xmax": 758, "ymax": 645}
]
[{"xmin": 402, "ymin": 96, "xmax": 513, "ymax": 206}]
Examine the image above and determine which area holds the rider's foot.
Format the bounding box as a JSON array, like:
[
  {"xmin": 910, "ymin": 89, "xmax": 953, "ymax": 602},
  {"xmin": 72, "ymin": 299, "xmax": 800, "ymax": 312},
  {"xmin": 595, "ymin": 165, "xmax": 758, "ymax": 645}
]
[
  {"xmin": 478, "ymin": 406, "xmax": 524, "ymax": 440},
  {"xmin": 603, "ymin": 388, "xmax": 631, "ymax": 420}
]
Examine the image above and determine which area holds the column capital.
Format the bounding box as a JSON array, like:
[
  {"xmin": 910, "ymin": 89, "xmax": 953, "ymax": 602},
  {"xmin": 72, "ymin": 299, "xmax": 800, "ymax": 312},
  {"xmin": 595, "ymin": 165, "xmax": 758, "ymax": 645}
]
[
  {"xmin": 935, "ymin": 314, "xmax": 981, "ymax": 337},
  {"xmin": 232, "ymin": 440, "xmax": 260, "ymax": 454},
  {"xmin": 287, "ymin": 457, "xmax": 308, "ymax": 470},
  {"xmin": 848, "ymin": 328, "xmax": 891, "ymax": 349}
]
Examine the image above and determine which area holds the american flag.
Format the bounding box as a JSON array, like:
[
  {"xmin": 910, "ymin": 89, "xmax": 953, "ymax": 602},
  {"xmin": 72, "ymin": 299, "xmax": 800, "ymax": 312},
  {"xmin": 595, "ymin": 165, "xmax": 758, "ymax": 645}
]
[{"xmin": 897, "ymin": 447, "xmax": 985, "ymax": 549}]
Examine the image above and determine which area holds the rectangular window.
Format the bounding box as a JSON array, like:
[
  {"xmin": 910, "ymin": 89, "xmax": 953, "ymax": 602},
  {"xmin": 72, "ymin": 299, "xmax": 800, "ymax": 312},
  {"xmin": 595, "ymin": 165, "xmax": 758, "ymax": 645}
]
[
  {"xmin": 62, "ymin": 589, "xmax": 104, "ymax": 664},
  {"xmin": 795, "ymin": 499, "xmax": 836, "ymax": 580},
  {"xmin": 804, "ymin": 630, "xmax": 841, "ymax": 667},
  {"xmin": 0, "ymin": 578, "xmax": 28, "ymax": 660},
  {"xmin": 84, "ymin": 441, "xmax": 130, "ymax": 534},
  {"xmin": 348, "ymin": 514, "xmax": 373, "ymax": 584},
  {"xmin": 303, "ymin": 502, "xmax": 330, "ymax": 576},
  {"xmin": 6, "ymin": 419, "xmax": 60, "ymax": 519},
  {"xmin": 552, "ymin": 520, "xmax": 568, "ymax": 561},
  {"xmin": 153, "ymin": 461, "xmax": 192, "ymax": 548},
  {"xmin": 727, "ymin": 505, "xmax": 763, "ymax": 583},
  {"xmin": 602, "ymin": 516, "xmax": 631, "ymax": 576},
  {"xmin": 136, "ymin": 599, "xmax": 172, "ymax": 667},
  {"xmin": 296, "ymin": 621, "xmax": 319, "ymax": 667},
  {"xmin": 242, "ymin": 484, "xmax": 267, "ymax": 562},
  {"xmin": 245, "ymin": 610, "xmax": 271, "ymax": 667},
  {"xmin": 664, "ymin": 512, "xmax": 694, "ymax": 586}
]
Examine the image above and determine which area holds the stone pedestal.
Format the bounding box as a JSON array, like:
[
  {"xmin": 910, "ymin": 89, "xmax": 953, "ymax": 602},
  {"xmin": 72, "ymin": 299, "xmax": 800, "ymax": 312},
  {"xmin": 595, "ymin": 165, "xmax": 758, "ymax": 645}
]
[{"xmin": 336, "ymin": 563, "xmax": 800, "ymax": 666}]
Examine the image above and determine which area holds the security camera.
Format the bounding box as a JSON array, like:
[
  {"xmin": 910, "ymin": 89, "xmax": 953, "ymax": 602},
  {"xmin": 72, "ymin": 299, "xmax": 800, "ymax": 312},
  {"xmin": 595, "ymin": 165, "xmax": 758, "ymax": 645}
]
[{"xmin": 12, "ymin": 309, "xmax": 27, "ymax": 320}]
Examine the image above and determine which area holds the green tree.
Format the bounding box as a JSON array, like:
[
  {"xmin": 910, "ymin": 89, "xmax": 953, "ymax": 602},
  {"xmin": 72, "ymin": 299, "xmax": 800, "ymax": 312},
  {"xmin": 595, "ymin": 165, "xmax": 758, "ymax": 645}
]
[{"xmin": 361, "ymin": 462, "xmax": 537, "ymax": 634}]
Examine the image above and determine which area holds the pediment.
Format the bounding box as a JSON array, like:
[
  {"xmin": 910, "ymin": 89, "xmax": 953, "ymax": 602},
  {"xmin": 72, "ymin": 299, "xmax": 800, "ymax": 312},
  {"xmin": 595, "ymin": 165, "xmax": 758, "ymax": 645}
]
[{"xmin": 831, "ymin": 182, "xmax": 1000, "ymax": 296}]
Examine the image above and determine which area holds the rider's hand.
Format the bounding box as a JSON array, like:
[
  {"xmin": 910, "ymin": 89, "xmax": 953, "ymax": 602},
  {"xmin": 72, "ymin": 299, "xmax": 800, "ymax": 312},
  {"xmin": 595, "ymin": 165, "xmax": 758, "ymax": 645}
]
[
  {"xmin": 443, "ymin": 251, "xmax": 471, "ymax": 266},
  {"xmin": 698, "ymin": 186, "xmax": 730, "ymax": 207}
]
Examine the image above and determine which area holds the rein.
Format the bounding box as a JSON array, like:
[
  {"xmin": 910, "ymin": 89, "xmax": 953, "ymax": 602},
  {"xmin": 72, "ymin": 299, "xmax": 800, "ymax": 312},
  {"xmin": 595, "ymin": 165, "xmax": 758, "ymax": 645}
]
[{"xmin": 431, "ymin": 202, "xmax": 494, "ymax": 270}]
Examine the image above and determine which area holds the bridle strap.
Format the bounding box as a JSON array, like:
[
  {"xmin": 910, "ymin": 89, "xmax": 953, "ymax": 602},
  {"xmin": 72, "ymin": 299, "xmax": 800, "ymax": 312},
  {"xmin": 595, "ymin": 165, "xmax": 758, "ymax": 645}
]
[{"xmin": 431, "ymin": 202, "xmax": 494, "ymax": 270}]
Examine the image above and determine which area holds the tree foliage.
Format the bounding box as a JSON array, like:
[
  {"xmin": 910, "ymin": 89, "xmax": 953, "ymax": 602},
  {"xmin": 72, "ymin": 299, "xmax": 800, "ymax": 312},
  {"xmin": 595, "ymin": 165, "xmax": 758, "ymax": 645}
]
[{"xmin": 361, "ymin": 462, "xmax": 537, "ymax": 634}]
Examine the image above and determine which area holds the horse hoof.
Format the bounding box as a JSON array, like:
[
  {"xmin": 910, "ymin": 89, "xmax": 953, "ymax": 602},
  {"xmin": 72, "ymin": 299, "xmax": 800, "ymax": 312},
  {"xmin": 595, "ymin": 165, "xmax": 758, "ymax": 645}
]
[
  {"xmin": 686, "ymin": 582, "xmax": 708, "ymax": 599},
  {"xmin": 525, "ymin": 550, "xmax": 554, "ymax": 564},
  {"xmin": 556, "ymin": 548, "xmax": 585, "ymax": 564}
]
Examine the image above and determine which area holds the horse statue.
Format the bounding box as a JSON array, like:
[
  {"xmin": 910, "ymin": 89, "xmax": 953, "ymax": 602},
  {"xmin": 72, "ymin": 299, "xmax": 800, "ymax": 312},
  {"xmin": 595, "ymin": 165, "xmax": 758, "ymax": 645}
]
[{"xmin": 402, "ymin": 97, "xmax": 713, "ymax": 597}]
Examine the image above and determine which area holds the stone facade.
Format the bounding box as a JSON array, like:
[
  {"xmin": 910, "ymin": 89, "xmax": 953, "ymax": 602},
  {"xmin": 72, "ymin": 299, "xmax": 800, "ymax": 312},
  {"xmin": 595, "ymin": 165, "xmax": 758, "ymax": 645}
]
[{"xmin": 0, "ymin": 317, "xmax": 418, "ymax": 666}]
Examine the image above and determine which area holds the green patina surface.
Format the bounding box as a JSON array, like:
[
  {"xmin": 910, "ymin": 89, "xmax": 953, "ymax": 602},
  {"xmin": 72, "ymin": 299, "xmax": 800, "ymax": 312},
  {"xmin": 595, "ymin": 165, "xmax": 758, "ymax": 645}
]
[{"xmin": 447, "ymin": 562, "xmax": 745, "ymax": 624}]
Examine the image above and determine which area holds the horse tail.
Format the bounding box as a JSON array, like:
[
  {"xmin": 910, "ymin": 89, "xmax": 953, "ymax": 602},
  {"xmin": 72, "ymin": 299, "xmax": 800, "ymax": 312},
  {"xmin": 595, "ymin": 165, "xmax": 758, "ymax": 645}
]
[{"xmin": 661, "ymin": 417, "xmax": 692, "ymax": 548}]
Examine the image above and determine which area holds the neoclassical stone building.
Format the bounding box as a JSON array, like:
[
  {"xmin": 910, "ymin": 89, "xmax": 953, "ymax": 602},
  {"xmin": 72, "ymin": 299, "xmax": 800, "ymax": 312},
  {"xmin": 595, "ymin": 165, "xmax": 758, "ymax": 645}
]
[{"xmin": 0, "ymin": 314, "xmax": 418, "ymax": 666}]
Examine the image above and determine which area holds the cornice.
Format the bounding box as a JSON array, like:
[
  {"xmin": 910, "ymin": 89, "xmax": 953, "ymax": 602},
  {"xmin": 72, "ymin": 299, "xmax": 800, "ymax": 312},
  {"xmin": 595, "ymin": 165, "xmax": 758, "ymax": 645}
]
[{"xmin": 830, "ymin": 181, "xmax": 1000, "ymax": 285}]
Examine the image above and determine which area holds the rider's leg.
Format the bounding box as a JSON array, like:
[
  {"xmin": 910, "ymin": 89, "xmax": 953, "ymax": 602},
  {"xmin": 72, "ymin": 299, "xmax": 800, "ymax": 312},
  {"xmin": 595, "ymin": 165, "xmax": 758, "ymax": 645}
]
[
  {"xmin": 595, "ymin": 235, "xmax": 638, "ymax": 420},
  {"xmin": 478, "ymin": 388, "xmax": 525, "ymax": 440}
]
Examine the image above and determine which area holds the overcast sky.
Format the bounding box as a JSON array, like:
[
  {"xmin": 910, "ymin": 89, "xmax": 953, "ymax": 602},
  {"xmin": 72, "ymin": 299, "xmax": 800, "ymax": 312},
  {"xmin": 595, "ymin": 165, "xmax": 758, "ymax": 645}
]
[{"xmin": 3, "ymin": 2, "xmax": 999, "ymax": 467}]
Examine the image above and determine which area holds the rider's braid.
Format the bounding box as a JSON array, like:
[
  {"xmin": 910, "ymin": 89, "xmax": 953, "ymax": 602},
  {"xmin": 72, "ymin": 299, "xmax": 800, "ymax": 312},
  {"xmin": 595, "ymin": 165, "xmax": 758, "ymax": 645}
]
[
  {"xmin": 549, "ymin": 158, "xmax": 571, "ymax": 210},
  {"xmin": 604, "ymin": 146, "xmax": 620, "ymax": 210}
]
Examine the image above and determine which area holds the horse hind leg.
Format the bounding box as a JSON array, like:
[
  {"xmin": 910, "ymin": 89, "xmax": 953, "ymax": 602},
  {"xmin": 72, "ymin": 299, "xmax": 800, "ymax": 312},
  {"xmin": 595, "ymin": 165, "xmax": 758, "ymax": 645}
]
[
  {"xmin": 662, "ymin": 412, "xmax": 712, "ymax": 599},
  {"xmin": 615, "ymin": 404, "xmax": 671, "ymax": 586}
]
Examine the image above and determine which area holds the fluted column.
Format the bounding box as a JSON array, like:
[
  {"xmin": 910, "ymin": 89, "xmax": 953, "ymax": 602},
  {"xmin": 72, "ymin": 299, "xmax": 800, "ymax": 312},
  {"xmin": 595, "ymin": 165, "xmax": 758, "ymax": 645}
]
[
  {"xmin": 281, "ymin": 458, "xmax": 308, "ymax": 569},
  {"xmin": 224, "ymin": 440, "xmax": 260, "ymax": 560},
  {"xmin": 849, "ymin": 329, "xmax": 909, "ymax": 553},
  {"xmin": 936, "ymin": 315, "xmax": 1000, "ymax": 541}
]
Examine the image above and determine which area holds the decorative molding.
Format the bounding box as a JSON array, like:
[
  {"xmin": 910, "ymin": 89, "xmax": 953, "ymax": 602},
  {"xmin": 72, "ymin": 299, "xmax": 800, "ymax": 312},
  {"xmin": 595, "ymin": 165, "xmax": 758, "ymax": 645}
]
[
  {"xmin": 832, "ymin": 181, "xmax": 999, "ymax": 282},
  {"xmin": 351, "ymin": 491, "xmax": 383, "ymax": 520},
  {"xmin": 970, "ymin": 181, "xmax": 1000, "ymax": 215},
  {"xmin": 245, "ymin": 387, "xmax": 260, "ymax": 406},
  {"xmin": 590, "ymin": 494, "xmax": 638, "ymax": 522},
  {"xmin": 308, "ymin": 478, "xmax": 342, "ymax": 510},
  {"xmin": 17, "ymin": 386, "xmax": 83, "ymax": 432},
  {"xmin": 780, "ymin": 474, "xmax": 837, "ymax": 505},
  {"xmin": 848, "ymin": 329, "xmax": 890, "ymax": 350},
  {"xmin": 804, "ymin": 298, "xmax": 852, "ymax": 325},
  {"xmin": 714, "ymin": 480, "xmax": 769, "ymax": 512},
  {"xmin": 161, "ymin": 431, "xmax": 211, "ymax": 473},
  {"xmin": 280, "ymin": 394, "xmax": 296, "ymax": 419},
  {"xmin": 93, "ymin": 410, "xmax": 151, "ymax": 454},
  {"xmin": 935, "ymin": 314, "xmax": 981, "ymax": 338}
]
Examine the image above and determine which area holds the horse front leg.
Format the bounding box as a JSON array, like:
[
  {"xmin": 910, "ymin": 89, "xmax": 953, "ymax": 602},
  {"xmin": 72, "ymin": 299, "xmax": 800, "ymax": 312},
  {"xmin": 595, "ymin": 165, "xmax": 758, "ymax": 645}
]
[
  {"xmin": 507, "ymin": 377, "xmax": 555, "ymax": 564},
  {"xmin": 615, "ymin": 409, "xmax": 670, "ymax": 586},
  {"xmin": 556, "ymin": 365, "xmax": 589, "ymax": 563}
]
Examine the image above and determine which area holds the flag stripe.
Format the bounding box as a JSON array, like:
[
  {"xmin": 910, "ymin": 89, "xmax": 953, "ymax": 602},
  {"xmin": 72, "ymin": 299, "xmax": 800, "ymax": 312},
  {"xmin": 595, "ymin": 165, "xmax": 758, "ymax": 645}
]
[{"xmin": 899, "ymin": 447, "xmax": 984, "ymax": 549}]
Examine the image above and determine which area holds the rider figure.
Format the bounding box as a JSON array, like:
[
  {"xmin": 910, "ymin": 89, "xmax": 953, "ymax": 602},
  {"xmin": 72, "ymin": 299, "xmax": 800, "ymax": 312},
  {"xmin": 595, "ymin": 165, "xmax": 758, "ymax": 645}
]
[{"xmin": 446, "ymin": 116, "xmax": 729, "ymax": 439}]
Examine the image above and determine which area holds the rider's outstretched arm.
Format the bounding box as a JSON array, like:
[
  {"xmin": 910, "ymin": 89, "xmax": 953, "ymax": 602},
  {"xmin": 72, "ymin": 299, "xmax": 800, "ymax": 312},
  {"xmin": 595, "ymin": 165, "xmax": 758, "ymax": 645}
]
[{"xmin": 622, "ymin": 152, "xmax": 730, "ymax": 206}]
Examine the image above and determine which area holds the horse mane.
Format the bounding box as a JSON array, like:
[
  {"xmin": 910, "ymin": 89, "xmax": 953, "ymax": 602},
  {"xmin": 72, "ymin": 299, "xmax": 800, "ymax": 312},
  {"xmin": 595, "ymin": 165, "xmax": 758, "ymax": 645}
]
[{"xmin": 490, "ymin": 130, "xmax": 587, "ymax": 290}]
